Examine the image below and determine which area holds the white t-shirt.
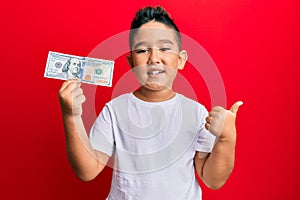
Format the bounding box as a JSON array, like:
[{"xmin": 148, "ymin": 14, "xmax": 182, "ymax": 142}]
[{"xmin": 90, "ymin": 93, "xmax": 215, "ymax": 200}]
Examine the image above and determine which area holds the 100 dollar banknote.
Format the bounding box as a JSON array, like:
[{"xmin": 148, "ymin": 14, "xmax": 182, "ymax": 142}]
[{"xmin": 44, "ymin": 51, "xmax": 114, "ymax": 87}]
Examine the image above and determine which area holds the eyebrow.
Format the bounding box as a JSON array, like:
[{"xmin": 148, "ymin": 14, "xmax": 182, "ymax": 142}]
[
  {"xmin": 133, "ymin": 39, "xmax": 174, "ymax": 50},
  {"xmin": 158, "ymin": 39, "xmax": 174, "ymax": 45},
  {"xmin": 133, "ymin": 41, "xmax": 148, "ymax": 50}
]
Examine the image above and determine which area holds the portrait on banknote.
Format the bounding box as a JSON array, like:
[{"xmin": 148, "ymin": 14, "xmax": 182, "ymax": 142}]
[{"xmin": 62, "ymin": 58, "xmax": 83, "ymax": 79}]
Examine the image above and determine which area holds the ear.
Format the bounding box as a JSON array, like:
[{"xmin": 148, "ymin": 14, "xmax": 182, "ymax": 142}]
[
  {"xmin": 126, "ymin": 53, "xmax": 134, "ymax": 69},
  {"xmin": 178, "ymin": 50, "xmax": 188, "ymax": 70}
]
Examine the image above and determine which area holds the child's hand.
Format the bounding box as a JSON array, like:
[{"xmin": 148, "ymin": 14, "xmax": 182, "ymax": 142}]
[
  {"xmin": 205, "ymin": 101, "xmax": 243, "ymax": 140},
  {"xmin": 58, "ymin": 79, "xmax": 86, "ymax": 117}
]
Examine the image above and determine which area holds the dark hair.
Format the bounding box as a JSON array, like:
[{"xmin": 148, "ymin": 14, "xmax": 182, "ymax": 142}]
[{"xmin": 129, "ymin": 6, "xmax": 181, "ymax": 50}]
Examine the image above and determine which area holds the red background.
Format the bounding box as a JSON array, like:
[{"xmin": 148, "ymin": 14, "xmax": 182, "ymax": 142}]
[{"xmin": 1, "ymin": 0, "xmax": 299, "ymax": 199}]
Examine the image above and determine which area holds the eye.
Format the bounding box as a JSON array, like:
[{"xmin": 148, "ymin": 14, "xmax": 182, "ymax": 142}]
[
  {"xmin": 160, "ymin": 47, "xmax": 171, "ymax": 52},
  {"xmin": 135, "ymin": 49, "xmax": 149, "ymax": 54}
]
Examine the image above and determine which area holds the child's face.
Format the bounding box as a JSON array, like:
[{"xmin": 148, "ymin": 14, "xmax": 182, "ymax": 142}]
[{"xmin": 128, "ymin": 21, "xmax": 187, "ymax": 91}]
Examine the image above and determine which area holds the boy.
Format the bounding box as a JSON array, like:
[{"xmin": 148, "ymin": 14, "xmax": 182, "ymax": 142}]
[{"xmin": 58, "ymin": 6, "xmax": 242, "ymax": 200}]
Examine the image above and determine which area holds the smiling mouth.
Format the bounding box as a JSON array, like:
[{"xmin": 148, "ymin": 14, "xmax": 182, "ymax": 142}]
[{"xmin": 147, "ymin": 70, "xmax": 165, "ymax": 76}]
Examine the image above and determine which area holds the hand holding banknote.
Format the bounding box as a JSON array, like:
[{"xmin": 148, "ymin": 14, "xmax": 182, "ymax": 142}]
[{"xmin": 58, "ymin": 79, "xmax": 85, "ymax": 117}]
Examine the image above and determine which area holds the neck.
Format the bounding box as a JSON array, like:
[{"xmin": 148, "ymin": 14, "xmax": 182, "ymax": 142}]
[{"xmin": 133, "ymin": 86, "xmax": 175, "ymax": 102}]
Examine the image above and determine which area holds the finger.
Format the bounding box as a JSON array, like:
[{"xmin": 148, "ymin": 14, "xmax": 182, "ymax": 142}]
[
  {"xmin": 206, "ymin": 109, "xmax": 226, "ymax": 136},
  {"xmin": 211, "ymin": 106, "xmax": 224, "ymax": 112},
  {"xmin": 64, "ymin": 80, "xmax": 81, "ymax": 93},
  {"xmin": 205, "ymin": 122, "xmax": 210, "ymax": 130},
  {"xmin": 230, "ymin": 101, "xmax": 243, "ymax": 114},
  {"xmin": 60, "ymin": 79, "xmax": 80, "ymax": 93},
  {"xmin": 206, "ymin": 116, "xmax": 213, "ymax": 124},
  {"xmin": 59, "ymin": 80, "xmax": 71, "ymax": 93},
  {"xmin": 209, "ymin": 110, "xmax": 220, "ymax": 118},
  {"xmin": 74, "ymin": 94, "xmax": 86, "ymax": 105},
  {"xmin": 209, "ymin": 108, "xmax": 226, "ymax": 119},
  {"xmin": 73, "ymin": 88, "xmax": 83, "ymax": 98}
]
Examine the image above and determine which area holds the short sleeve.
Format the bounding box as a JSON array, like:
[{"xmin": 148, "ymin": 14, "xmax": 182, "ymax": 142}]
[
  {"xmin": 195, "ymin": 106, "xmax": 216, "ymax": 153},
  {"xmin": 89, "ymin": 105, "xmax": 115, "ymax": 157}
]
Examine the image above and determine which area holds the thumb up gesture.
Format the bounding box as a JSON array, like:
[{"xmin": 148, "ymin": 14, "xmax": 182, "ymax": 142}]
[{"xmin": 205, "ymin": 101, "xmax": 243, "ymax": 140}]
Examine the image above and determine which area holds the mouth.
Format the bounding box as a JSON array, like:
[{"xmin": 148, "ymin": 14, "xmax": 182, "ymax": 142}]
[
  {"xmin": 147, "ymin": 69, "xmax": 165, "ymax": 77},
  {"xmin": 71, "ymin": 68, "xmax": 80, "ymax": 74}
]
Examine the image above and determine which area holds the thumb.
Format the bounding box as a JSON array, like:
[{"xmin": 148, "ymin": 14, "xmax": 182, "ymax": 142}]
[{"xmin": 230, "ymin": 101, "xmax": 243, "ymax": 114}]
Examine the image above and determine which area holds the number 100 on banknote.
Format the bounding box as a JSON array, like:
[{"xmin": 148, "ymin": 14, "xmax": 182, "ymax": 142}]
[{"xmin": 44, "ymin": 51, "xmax": 114, "ymax": 87}]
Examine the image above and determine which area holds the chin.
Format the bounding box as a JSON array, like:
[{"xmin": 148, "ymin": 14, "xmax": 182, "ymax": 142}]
[{"xmin": 143, "ymin": 82, "xmax": 170, "ymax": 91}]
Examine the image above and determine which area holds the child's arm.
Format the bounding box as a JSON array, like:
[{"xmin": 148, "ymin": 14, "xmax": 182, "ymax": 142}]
[
  {"xmin": 58, "ymin": 79, "xmax": 109, "ymax": 181},
  {"xmin": 194, "ymin": 102, "xmax": 243, "ymax": 190}
]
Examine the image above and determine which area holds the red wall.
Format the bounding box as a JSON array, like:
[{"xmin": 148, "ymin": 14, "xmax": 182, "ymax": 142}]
[{"xmin": 1, "ymin": 0, "xmax": 299, "ymax": 199}]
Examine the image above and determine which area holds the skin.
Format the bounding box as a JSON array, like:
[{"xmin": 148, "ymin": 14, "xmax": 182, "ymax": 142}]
[
  {"xmin": 58, "ymin": 20, "xmax": 242, "ymax": 189},
  {"xmin": 127, "ymin": 21, "xmax": 188, "ymax": 102},
  {"xmin": 58, "ymin": 80, "xmax": 109, "ymax": 181}
]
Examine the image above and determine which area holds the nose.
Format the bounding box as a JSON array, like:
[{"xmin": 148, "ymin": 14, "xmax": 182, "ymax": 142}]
[{"xmin": 148, "ymin": 48, "xmax": 162, "ymax": 65}]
